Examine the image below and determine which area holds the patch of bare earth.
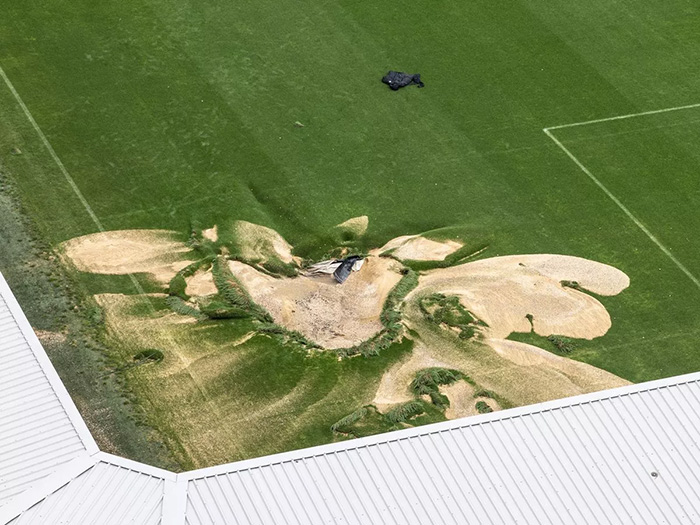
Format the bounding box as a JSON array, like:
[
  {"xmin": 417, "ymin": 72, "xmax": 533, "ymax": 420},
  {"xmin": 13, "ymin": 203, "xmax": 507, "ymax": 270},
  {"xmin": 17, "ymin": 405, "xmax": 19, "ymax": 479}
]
[
  {"xmin": 33, "ymin": 329, "xmax": 67, "ymax": 346},
  {"xmin": 372, "ymin": 254, "xmax": 630, "ymax": 417},
  {"xmin": 441, "ymin": 381, "xmax": 473, "ymax": 419},
  {"xmin": 441, "ymin": 381, "xmax": 499, "ymax": 420},
  {"xmin": 185, "ymin": 269, "xmax": 217, "ymax": 297},
  {"xmin": 372, "ymin": 343, "xmax": 454, "ymax": 412},
  {"xmin": 335, "ymin": 215, "xmax": 369, "ymax": 236},
  {"xmin": 233, "ymin": 220, "xmax": 300, "ymax": 265},
  {"xmin": 411, "ymin": 254, "xmax": 630, "ymax": 340},
  {"xmin": 201, "ymin": 225, "xmax": 218, "ymax": 242},
  {"xmin": 372, "ymin": 345, "xmax": 501, "ymax": 420},
  {"xmin": 229, "ymin": 256, "xmax": 402, "ymax": 349},
  {"xmin": 487, "ymin": 338, "xmax": 628, "ymax": 393},
  {"xmin": 60, "ymin": 229, "xmax": 192, "ymax": 284},
  {"xmin": 374, "ymin": 235, "xmax": 462, "ymax": 261}
]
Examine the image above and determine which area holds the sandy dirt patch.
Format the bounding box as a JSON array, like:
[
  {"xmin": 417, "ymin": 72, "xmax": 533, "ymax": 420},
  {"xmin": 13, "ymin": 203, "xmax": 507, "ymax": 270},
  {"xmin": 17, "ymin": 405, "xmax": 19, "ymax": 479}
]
[
  {"xmin": 233, "ymin": 221, "xmax": 298, "ymax": 265},
  {"xmin": 229, "ymin": 256, "xmax": 402, "ymax": 349},
  {"xmin": 33, "ymin": 329, "xmax": 67, "ymax": 346},
  {"xmin": 411, "ymin": 254, "xmax": 629, "ymax": 340},
  {"xmin": 486, "ymin": 338, "xmax": 629, "ymax": 392},
  {"xmin": 202, "ymin": 225, "xmax": 218, "ymax": 242},
  {"xmin": 372, "ymin": 343, "xmax": 454, "ymax": 411},
  {"xmin": 372, "ymin": 295, "xmax": 630, "ymax": 418},
  {"xmin": 335, "ymin": 215, "xmax": 369, "ymax": 236},
  {"xmin": 441, "ymin": 380, "xmax": 476, "ymax": 419},
  {"xmin": 506, "ymin": 254, "xmax": 629, "ymax": 296},
  {"xmin": 185, "ymin": 269, "xmax": 217, "ymax": 297},
  {"xmin": 375, "ymin": 235, "xmax": 462, "ymax": 261},
  {"xmin": 61, "ymin": 229, "xmax": 192, "ymax": 284},
  {"xmin": 440, "ymin": 382, "xmax": 499, "ymax": 420}
]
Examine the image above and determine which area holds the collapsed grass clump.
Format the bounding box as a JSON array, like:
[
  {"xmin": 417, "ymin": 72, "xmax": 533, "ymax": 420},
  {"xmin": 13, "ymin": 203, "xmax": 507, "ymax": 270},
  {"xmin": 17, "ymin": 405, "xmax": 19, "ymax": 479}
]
[
  {"xmin": 395, "ymin": 242, "xmax": 490, "ymax": 271},
  {"xmin": 133, "ymin": 349, "xmax": 165, "ymax": 363},
  {"xmin": 419, "ymin": 293, "xmax": 485, "ymax": 340},
  {"xmin": 547, "ymin": 335, "xmax": 577, "ymax": 353},
  {"xmin": 257, "ymin": 322, "xmax": 322, "ymax": 349},
  {"xmin": 475, "ymin": 400, "xmax": 493, "ymax": 414},
  {"xmin": 165, "ymin": 296, "xmax": 205, "ymax": 320},
  {"xmin": 411, "ymin": 367, "xmax": 465, "ymax": 408},
  {"xmin": 330, "ymin": 407, "xmax": 368, "ymax": 433},
  {"xmin": 385, "ymin": 401, "xmax": 425, "ymax": 424},
  {"xmin": 560, "ymin": 280, "xmax": 583, "ymax": 291},
  {"xmin": 211, "ymin": 256, "xmax": 273, "ymax": 322}
]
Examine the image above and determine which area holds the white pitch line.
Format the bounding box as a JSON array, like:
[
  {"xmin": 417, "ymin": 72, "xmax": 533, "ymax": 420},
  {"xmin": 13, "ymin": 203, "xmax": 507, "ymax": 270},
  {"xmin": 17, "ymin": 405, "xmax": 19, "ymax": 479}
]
[
  {"xmin": 545, "ymin": 101, "xmax": 700, "ymax": 131},
  {"xmin": 0, "ymin": 64, "xmax": 149, "ymax": 297},
  {"xmin": 0, "ymin": 64, "xmax": 254, "ymax": 403},
  {"xmin": 0, "ymin": 65, "xmax": 105, "ymax": 231},
  {"xmin": 544, "ymin": 128, "xmax": 700, "ymax": 290}
]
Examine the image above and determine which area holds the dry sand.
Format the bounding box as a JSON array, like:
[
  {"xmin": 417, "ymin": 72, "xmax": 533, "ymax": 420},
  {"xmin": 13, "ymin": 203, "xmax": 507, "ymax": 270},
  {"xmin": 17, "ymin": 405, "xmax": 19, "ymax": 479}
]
[
  {"xmin": 375, "ymin": 235, "xmax": 462, "ymax": 261},
  {"xmin": 486, "ymin": 338, "xmax": 628, "ymax": 393},
  {"xmin": 201, "ymin": 225, "xmax": 218, "ymax": 243},
  {"xmin": 372, "ymin": 343, "xmax": 502, "ymax": 420},
  {"xmin": 372, "ymin": 343, "xmax": 455, "ymax": 411},
  {"xmin": 229, "ymin": 256, "xmax": 402, "ymax": 349},
  {"xmin": 61, "ymin": 229, "xmax": 192, "ymax": 284},
  {"xmin": 335, "ymin": 215, "xmax": 369, "ymax": 236},
  {"xmin": 185, "ymin": 269, "xmax": 217, "ymax": 297},
  {"xmin": 233, "ymin": 221, "xmax": 298, "ymax": 265},
  {"xmin": 440, "ymin": 381, "xmax": 500, "ymax": 420},
  {"xmin": 372, "ymin": 252, "xmax": 630, "ymax": 419},
  {"xmin": 411, "ymin": 254, "xmax": 630, "ymax": 340},
  {"xmin": 33, "ymin": 329, "xmax": 67, "ymax": 346}
]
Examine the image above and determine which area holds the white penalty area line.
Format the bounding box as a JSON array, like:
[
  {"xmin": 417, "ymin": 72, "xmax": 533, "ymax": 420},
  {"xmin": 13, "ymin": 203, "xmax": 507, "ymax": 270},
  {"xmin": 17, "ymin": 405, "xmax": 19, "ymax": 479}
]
[
  {"xmin": 0, "ymin": 64, "xmax": 149, "ymax": 297},
  {"xmin": 543, "ymin": 111, "xmax": 700, "ymax": 290},
  {"xmin": 545, "ymin": 101, "xmax": 700, "ymax": 131}
]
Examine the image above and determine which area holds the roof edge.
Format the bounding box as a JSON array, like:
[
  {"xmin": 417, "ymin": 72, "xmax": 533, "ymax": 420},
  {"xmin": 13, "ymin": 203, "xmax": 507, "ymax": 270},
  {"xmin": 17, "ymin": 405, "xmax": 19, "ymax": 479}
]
[
  {"xmin": 95, "ymin": 452, "xmax": 176, "ymax": 481},
  {"xmin": 0, "ymin": 454, "xmax": 98, "ymax": 524},
  {"xmin": 180, "ymin": 369, "xmax": 700, "ymax": 480},
  {"xmin": 0, "ymin": 274, "xmax": 99, "ymax": 455}
]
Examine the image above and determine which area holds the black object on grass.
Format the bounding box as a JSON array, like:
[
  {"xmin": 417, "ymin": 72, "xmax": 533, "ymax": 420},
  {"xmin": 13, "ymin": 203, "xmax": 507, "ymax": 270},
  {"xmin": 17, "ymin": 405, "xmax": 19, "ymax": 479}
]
[{"xmin": 382, "ymin": 71, "xmax": 424, "ymax": 91}]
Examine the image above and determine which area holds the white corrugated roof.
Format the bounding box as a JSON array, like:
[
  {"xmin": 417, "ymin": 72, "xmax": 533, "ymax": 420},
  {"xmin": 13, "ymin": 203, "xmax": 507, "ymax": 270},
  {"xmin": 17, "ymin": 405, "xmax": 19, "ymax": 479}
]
[
  {"xmin": 7, "ymin": 455, "xmax": 170, "ymax": 525},
  {"xmin": 1, "ymin": 271, "xmax": 699, "ymax": 524},
  {"xmin": 180, "ymin": 375, "xmax": 700, "ymax": 524},
  {"xmin": 0, "ymin": 275, "xmax": 97, "ymax": 507}
]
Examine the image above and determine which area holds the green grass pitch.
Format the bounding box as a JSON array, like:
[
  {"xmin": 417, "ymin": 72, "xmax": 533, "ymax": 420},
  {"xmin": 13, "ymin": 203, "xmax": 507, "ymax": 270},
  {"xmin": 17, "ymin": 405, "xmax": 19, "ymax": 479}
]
[{"xmin": 1, "ymin": 0, "xmax": 699, "ymax": 467}]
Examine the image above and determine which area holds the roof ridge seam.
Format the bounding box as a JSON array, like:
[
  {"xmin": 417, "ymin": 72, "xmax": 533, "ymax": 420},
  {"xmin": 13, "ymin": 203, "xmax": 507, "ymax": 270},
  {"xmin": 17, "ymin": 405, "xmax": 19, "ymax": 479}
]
[{"xmin": 0, "ymin": 454, "xmax": 99, "ymax": 524}]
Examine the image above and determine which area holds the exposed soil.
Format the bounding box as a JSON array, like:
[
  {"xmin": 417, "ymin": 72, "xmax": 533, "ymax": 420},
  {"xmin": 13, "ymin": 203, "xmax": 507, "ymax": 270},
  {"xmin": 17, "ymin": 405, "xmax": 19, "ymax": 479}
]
[
  {"xmin": 64, "ymin": 219, "xmax": 632, "ymax": 444},
  {"xmin": 485, "ymin": 338, "xmax": 628, "ymax": 393},
  {"xmin": 201, "ymin": 225, "xmax": 218, "ymax": 242},
  {"xmin": 233, "ymin": 220, "xmax": 299, "ymax": 265},
  {"xmin": 33, "ymin": 329, "xmax": 67, "ymax": 346},
  {"xmin": 372, "ymin": 343, "xmax": 454, "ymax": 411},
  {"xmin": 185, "ymin": 269, "xmax": 217, "ymax": 297},
  {"xmin": 375, "ymin": 235, "xmax": 462, "ymax": 261},
  {"xmin": 410, "ymin": 254, "xmax": 630, "ymax": 340},
  {"xmin": 335, "ymin": 215, "xmax": 369, "ymax": 236},
  {"xmin": 441, "ymin": 380, "xmax": 477, "ymax": 419},
  {"xmin": 372, "ymin": 293, "xmax": 631, "ymax": 417},
  {"xmin": 229, "ymin": 256, "xmax": 402, "ymax": 349},
  {"xmin": 60, "ymin": 229, "xmax": 192, "ymax": 284}
]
